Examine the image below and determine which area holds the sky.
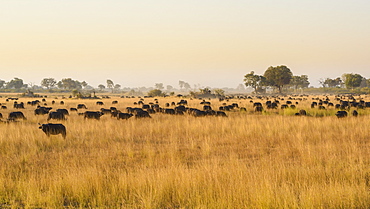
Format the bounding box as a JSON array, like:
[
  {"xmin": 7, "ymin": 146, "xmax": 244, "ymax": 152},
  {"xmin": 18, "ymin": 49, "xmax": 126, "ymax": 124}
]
[{"xmin": 1, "ymin": 0, "xmax": 370, "ymax": 88}]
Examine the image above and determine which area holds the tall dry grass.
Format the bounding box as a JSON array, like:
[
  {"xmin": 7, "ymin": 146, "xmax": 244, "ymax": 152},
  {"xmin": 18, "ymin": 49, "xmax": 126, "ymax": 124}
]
[{"xmin": 0, "ymin": 95, "xmax": 369, "ymax": 208}]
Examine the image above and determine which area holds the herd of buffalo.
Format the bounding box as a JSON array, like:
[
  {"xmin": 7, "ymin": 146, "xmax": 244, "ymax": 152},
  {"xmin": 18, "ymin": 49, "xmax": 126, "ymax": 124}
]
[{"xmin": 0, "ymin": 94, "xmax": 369, "ymax": 138}]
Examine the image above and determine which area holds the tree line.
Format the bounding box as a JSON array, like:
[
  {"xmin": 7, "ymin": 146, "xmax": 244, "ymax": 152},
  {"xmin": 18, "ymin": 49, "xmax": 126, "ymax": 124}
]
[{"xmin": 244, "ymin": 65, "xmax": 370, "ymax": 94}]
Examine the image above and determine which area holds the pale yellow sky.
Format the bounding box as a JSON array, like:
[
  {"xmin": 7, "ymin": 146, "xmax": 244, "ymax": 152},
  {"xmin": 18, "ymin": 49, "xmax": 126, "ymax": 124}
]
[{"xmin": 1, "ymin": 0, "xmax": 370, "ymax": 87}]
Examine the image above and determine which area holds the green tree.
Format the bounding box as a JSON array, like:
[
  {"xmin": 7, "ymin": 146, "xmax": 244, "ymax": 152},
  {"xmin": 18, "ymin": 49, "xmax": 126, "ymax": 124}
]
[
  {"xmin": 0, "ymin": 80, "xmax": 5, "ymax": 88},
  {"xmin": 155, "ymin": 83, "xmax": 164, "ymax": 90},
  {"xmin": 107, "ymin": 79, "xmax": 114, "ymax": 93},
  {"xmin": 6, "ymin": 77, "xmax": 24, "ymax": 89},
  {"xmin": 98, "ymin": 84, "xmax": 105, "ymax": 91},
  {"xmin": 322, "ymin": 77, "xmax": 343, "ymax": 88},
  {"xmin": 342, "ymin": 73, "xmax": 363, "ymax": 89},
  {"xmin": 214, "ymin": 89, "xmax": 225, "ymax": 97},
  {"xmin": 58, "ymin": 78, "xmax": 82, "ymax": 90},
  {"xmin": 179, "ymin": 81, "xmax": 185, "ymax": 90},
  {"xmin": 243, "ymin": 71, "xmax": 267, "ymax": 93},
  {"xmin": 263, "ymin": 65, "xmax": 293, "ymax": 93},
  {"xmin": 41, "ymin": 78, "xmax": 57, "ymax": 89},
  {"xmin": 148, "ymin": 89, "xmax": 163, "ymax": 97},
  {"xmin": 199, "ymin": 88, "xmax": 211, "ymax": 94},
  {"xmin": 114, "ymin": 84, "xmax": 121, "ymax": 91},
  {"xmin": 166, "ymin": 85, "xmax": 174, "ymax": 91},
  {"xmin": 290, "ymin": 75, "xmax": 310, "ymax": 90},
  {"xmin": 81, "ymin": 81, "xmax": 88, "ymax": 89},
  {"xmin": 184, "ymin": 82, "xmax": 191, "ymax": 90}
]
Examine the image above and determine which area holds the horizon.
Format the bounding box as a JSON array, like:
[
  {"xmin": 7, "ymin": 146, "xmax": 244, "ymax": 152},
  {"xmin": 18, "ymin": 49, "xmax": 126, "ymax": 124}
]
[{"xmin": 1, "ymin": 1, "xmax": 370, "ymax": 88}]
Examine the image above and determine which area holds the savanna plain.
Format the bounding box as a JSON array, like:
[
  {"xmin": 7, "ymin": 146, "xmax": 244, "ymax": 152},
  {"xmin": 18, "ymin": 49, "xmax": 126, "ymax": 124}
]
[{"xmin": 0, "ymin": 94, "xmax": 369, "ymax": 208}]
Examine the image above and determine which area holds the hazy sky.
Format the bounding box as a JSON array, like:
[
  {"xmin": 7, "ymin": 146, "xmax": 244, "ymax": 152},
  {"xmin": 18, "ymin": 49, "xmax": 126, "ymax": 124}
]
[{"xmin": 1, "ymin": 0, "xmax": 370, "ymax": 88}]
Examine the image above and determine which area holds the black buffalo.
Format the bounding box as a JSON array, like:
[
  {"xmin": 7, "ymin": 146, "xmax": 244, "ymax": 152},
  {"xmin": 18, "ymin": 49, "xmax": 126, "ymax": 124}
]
[
  {"xmin": 77, "ymin": 104, "xmax": 87, "ymax": 109},
  {"xmin": 135, "ymin": 111, "xmax": 151, "ymax": 118},
  {"xmin": 35, "ymin": 107, "xmax": 52, "ymax": 115},
  {"xmin": 39, "ymin": 123, "xmax": 66, "ymax": 138},
  {"xmin": 13, "ymin": 102, "xmax": 25, "ymax": 109},
  {"xmin": 84, "ymin": 111, "xmax": 104, "ymax": 120},
  {"xmin": 8, "ymin": 112, "xmax": 27, "ymax": 120},
  {"xmin": 47, "ymin": 111, "xmax": 66, "ymax": 121},
  {"xmin": 100, "ymin": 108, "xmax": 112, "ymax": 115},
  {"xmin": 163, "ymin": 109, "xmax": 175, "ymax": 115},
  {"xmin": 117, "ymin": 113, "xmax": 133, "ymax": 120},
  {"xmin": 56, "ymin": 109, "xmax": 69, "ymax": 116},
  {"xmin": 298, "ymin": 109, "xmax": 307, "ymax": 116},
  {"xmin": 216, "ymin": 111, "xmax": 227, "ymax": 117},
  {"xmin": 335, "ymin": 111, "xmax": 348, "ymax": 118},
  {"xmin": 255, "ymin": 106, "xmax": 263, "ymax": 112}
]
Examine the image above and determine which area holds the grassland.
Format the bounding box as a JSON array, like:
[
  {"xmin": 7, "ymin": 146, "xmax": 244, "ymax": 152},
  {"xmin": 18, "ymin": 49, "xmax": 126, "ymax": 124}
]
[{"xmin": 0, "ymin": 94, "xmax": 369, "ymax": 208}]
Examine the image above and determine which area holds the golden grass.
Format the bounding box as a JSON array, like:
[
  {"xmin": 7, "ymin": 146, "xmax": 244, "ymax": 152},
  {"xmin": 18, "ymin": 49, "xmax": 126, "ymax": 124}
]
[{"xmin": 0, "ymin": 95, "xmax": 369, "ymax": 208}]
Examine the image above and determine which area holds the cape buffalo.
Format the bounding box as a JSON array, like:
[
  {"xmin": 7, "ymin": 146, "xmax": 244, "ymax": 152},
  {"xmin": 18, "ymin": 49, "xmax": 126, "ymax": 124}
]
[
  {"xmin": 56, "ymin": 109, "xmax": 69, "ymax": 116},
  {"xmin": 164, "ymin": 109, "xmax": 175, "ymax": 115},
  {"xmin": 335, "ymin": 111, "xmax": 348, "ymax": 118},
  {"xmin": 203, "ymin": 105, "xmax": 212, "ymax": 111},
  {"xmin": 77, "ymin": 104, "xmax": 87, "ymax": 109},
  {"xmin": 47, "ymin": 111, "xmax": 66, "ymax": 121},
  {"xmin": 39, "ymin": 123, "xmax": 66, "ymax": 138},
  {"xmin": 8, "ymin": 112, "xmax": 27, "ymax": 120},
  {"xmin": 117, "ymin": 113, "xmax": 133, "ymax": 120},
  {"xmin": 35, "ymin": 107, "xmax": 52, "ymax": 115},
  {"xmin": 84, "ymin": 111, "xmax": 104, "ymax": 120},
  {"xmin": 216, "ymin": 111, "xmax": 227, "ymax": 117},
  {"xmin": 255, "ymin": 106, "xmax": 263, "ymax": 112},
  {"xmin": 13, "ymin": 102, "xmax": 25, "ymax": 109},
  {"xmin": 298, "ymin": 109, "xmax": 307, "ymax": 116},
  {"xmin": 135, "ymin": 111, "xmax": 151, "ymax": 118},
  {"xmin": 352, "ymin": 110, "xmax": 358, "ymax": 117}
]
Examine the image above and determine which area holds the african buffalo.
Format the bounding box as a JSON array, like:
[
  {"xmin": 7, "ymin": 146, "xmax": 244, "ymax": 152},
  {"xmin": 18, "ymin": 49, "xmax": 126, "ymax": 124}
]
[
  {"xmin": 39, "ymin": 123, "xmax": 66, "ymax": 138},
  {"xmin": 77, "ymin": 104, "xmax": 87, "ymax": 109},
  {"xmin": 298, "ymin": 109, "xmax": 307, "ymax": 116},
  {"xmin": 203, "ymin": 105, "xmax": 212, "ymax": 111},
  {"xmin": 192, "ymin": 110, "xmax": 207, "ymax": 117},
  {"xmin": 35, "ymin": 107, "xmax": 52, "ymax": 115},
  {"xmin": 8, "ymin": 112, "xmax": 27, "ymax": 120},
  {"xmin": 135, "ymin": 111, "xmax": 151, "ymax": 118},
  {"xmin": 163, "ymin": 108, "xmax": 175, "ymax": 115},
  {"xmin": 47, "ymin": 111, "xmax": 66, "ymax": 121},
  {"xmin": 56, "ymin": 109, "xmax": 69, "ymax": 116},
  {"xmin": 335, "ymin": 111, "xmax": 348, "ymax": 118},
  {"xmin": 216, "ymin": 111, "xmax": 227, "ymax": 117},
  {"xmin": 255, "ymin": 106, "xmax": 263, "ymax": 112},
  {"xmin": 96, "ymin": 101, "xmax": 104, "ymax": 105},
  {"xmin": 13, "ymin": 102, "xmax": 25, "ymax": 109},
  {"xmin": 84, "ymin": 111, "xmax": 104, "ymax": 120},
  {"xmin": 117, "ymin": 113, "xmax": 133, "ymax": 120},
  {"xmin": 100, "ymin": 108, "xmax": 112, "ymax": 115},
  {"xmin": 352, "ymin": 110, "xmax": 358, "ymax": 117}
]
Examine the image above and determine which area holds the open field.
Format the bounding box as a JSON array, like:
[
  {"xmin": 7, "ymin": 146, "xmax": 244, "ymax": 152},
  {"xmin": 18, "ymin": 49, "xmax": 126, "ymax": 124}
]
[{"xmin": 0, "ymin": 94, "xmax": 369, "ymax": 208}]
